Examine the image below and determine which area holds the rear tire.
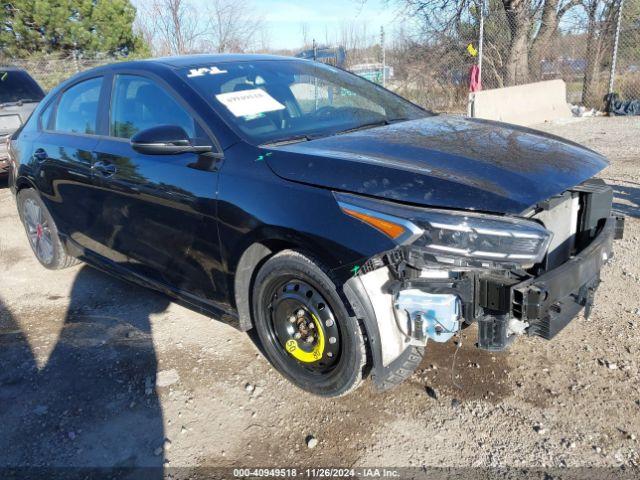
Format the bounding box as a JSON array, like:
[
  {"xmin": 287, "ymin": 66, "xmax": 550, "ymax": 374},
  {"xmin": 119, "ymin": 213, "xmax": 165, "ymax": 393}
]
[
  {"xmin": 251, "ymin": 250, "xmax": 367, "ymax": 397},
  {"xmin": 17, "ymin": 189, "xmax": 80, "ymax": 270}
]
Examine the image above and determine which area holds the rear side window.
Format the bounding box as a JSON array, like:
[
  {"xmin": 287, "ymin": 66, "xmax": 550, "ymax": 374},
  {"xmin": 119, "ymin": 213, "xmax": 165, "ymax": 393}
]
[
  {"xmin": 110, "ymin": 75, "xmax": 196, "ymax": 139},
  {"xmin": 0, "ymin": 70, "xmax": 45, "ymax": 104},
  {"xmin": 54, "ymin": 77, "xmax": 103, "ymax": 135}
]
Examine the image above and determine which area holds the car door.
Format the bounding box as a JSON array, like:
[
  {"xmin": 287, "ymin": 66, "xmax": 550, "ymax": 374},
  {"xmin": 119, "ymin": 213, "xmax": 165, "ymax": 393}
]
[
  {"xmin": 33, "ymin": 76, "xmax": 105, "ymax": 248},
  {"xmin": 90, "ymin": 73, "xmax": 222, "ymax": 302}
]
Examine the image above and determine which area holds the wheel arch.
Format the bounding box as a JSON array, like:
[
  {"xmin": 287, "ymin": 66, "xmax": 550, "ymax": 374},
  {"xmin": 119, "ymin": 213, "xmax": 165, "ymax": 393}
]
[
  {"xmin": 14, "ymin": 175, "xmax": 36, "ymax": 194},
  {"xmin": 233, "ymin": 241, "xmax": 274, "ymax": 331},
  {"xmin": 231, "ymin": 230, "xmax": 366, "ymax": 332}
]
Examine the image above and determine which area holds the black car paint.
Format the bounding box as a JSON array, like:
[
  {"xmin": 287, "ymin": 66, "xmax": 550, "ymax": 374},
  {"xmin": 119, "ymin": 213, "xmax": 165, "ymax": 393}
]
[
  {"xmin": 266, "ymin": 115, "xmax": 608, "ymax": 214},
  {"xmin": 9, "ymin": 55, "xmax": 607, "ymax": 334}
]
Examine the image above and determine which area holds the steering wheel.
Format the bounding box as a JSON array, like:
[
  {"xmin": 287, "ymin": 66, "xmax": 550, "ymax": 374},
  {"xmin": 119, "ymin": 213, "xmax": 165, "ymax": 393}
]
[{"xmin": 312, "ymin": 105, "xmax": 339, "ymax": 120}]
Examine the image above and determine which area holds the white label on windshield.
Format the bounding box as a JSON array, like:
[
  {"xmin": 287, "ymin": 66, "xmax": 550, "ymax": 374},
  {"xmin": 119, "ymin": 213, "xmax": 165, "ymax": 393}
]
[
  {"xmin": 187, "ymin": 66, "xmax": 227, "ymax": 77},
  {"xmin": 215, "ymin": 89, "xmax": 285, "ymax": 117}
]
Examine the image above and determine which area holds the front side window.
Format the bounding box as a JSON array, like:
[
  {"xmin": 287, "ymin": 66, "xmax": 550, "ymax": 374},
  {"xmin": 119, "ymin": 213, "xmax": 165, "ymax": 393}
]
[
  {"xmin": 110, "ymin": 75, "xmax": 196, "ymax": 139},
  {"xmin": 54, "ymin": 77, "xmax": 103, "ymax": 135},
  {"xmin": 183, "ymin": 60, "xmax": 428, "ymax": 145}
]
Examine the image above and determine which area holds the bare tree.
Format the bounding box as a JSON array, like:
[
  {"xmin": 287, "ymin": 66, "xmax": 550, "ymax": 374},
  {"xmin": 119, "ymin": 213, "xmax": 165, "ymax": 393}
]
[
  {"xmin": 136, "ymin": 0, "xmax": 265, "ymax": 55},
  {"xmin": 258, "ymin": 26, "xmax": 272, "ymax": 53},
  {"xmin": 580, "ymin": 0, "xmax": 620, "ymax": 106},
  {"xmin": 204, "ymin": 0, "xmax": 265, "ymax": 53},
  {"xmin": 390, "ymin": 0, "xmax": 583, "ymax": 86},
  {"xmin": 529, "ymin": 0, "xmax": 582, "ymax": 80},
  {"xmin": 300, "ymin": 22, "xmax": 310, "ymax": 47},
  {"xmin": 133, "ymin": 5, "xmax": 158, "ymax": 54},
  {"xmin": 139, "ymin": 0, "xmax": 205, "ymax": 55},
  {"xmin": 336, "ymin": 21, "xmax": 375, "ymax": 67}
]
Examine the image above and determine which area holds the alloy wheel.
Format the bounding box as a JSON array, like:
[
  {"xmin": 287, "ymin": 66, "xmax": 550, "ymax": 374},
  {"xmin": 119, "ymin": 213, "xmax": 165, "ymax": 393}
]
[{"xmin": 22, "ymin": 198, "xmax": 54, "ymax": 265}]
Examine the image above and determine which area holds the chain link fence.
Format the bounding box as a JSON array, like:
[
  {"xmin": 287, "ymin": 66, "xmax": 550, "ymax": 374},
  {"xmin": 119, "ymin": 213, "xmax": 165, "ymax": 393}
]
[
  {"xmin": 1, "ymin": 56, "xmax": 116, "ymax": 92},
  {"xmin": 612, "ymin": 1, "xmax": 640, "ymax": 104},
  {"xmin": 2, "ymin": 2, "xmax": 638, "ymax": 115},
  {"xmin": 371, "ymin": 0, "xmax": 640, "ymax": 113}
]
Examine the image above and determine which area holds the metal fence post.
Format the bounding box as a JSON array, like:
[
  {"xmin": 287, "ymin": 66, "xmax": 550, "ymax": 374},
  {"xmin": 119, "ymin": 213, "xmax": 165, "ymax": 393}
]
[
  {"xmin": 608, "ymin": 0, "xmax": 625, "ymax": 95},
  {"xmin": 469, "ymin": 0, "xmax": 486, "ymax": 117},
  {"xmin": 478, "ymin": 0, "xmax": 485, "ymax": 87}
]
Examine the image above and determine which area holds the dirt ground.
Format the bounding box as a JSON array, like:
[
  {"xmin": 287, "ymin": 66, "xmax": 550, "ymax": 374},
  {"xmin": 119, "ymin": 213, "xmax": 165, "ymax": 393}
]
[{"xmin": 0, "ymin": 116, "xmax": 639, "ymax": 476}]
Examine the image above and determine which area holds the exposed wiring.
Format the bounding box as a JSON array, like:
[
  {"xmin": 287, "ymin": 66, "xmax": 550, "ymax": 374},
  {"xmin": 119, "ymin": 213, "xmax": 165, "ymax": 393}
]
[{"xmin": 451, "ymin": 330, "xmax": 463, "ymax": 390}]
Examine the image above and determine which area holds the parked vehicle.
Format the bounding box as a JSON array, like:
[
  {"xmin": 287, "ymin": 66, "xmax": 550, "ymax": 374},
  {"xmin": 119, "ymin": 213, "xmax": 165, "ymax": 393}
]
[
  {"xmin": 0, "ymin": 67, "xmax": 44, "ymax": 176},
  {"xmin": 8, "ymin": 55, "xmax": 624, "ymax": 396}
]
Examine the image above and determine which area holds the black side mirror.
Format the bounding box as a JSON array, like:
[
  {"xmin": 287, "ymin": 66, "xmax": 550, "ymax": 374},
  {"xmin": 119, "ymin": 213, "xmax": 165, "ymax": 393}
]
[{"xmin": 130, "ymin": 125, "xmax": 216, "ymax": 156}]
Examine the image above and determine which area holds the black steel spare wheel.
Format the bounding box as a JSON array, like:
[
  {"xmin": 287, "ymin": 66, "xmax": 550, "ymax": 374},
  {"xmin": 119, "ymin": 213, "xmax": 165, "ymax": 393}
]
[
  {"xmin": 269, "ymin": 279, "xmax": 341, "ymax": 373},
  {"xmin": 252, "ymin": 251, "xmax": 367, "ymax": 397}
]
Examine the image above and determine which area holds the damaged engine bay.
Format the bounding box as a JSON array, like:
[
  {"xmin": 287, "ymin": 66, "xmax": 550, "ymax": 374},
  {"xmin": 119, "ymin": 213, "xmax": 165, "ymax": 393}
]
[{"xmin": 341, "ymin": 178, "xmax": 624, "ymax": 388}]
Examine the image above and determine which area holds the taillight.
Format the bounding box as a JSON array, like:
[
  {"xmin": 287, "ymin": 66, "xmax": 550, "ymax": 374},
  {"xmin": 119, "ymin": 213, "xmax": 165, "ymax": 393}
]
[
  {"xmin": 5, "ymin": 135, "xmax": 12, "ymax": 162},
  {"xmin": 4, "ymin": 135, "xmax": 15, "ymax": 174}
]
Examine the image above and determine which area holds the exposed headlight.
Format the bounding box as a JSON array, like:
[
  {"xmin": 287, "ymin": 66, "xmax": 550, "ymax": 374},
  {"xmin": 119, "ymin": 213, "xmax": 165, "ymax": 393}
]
[{"xmin": 335, "ymin": 192, "xmax": 552, "ymax": 266}]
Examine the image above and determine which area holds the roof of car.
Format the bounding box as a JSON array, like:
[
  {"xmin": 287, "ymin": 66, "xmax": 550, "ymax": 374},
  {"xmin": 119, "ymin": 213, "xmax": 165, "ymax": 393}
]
[
  {"xmin": 51, "ymin": 54, "xmax": 306, "ymax": 93},
  {"xmin": 147, "ymin": 54, "xmax": 299, "ymax": 68}
]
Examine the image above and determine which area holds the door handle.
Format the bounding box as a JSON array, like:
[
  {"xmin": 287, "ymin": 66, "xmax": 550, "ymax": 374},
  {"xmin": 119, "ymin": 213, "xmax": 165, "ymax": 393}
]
[
  {"xmin": 92, "ymin": 161, "xmax": 117, "ymax": 177},
  {"xmin": 33, "ymin": 148, "xmax": 47, "ymax": 162}
]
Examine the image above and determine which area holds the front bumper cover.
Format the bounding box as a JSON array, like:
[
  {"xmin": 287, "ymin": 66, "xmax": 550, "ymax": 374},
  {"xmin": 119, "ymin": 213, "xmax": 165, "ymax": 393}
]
[
  {"xmin": 344, "ymin": 213, "xmax": 623, "ymax": 389},
  {"xmin": 479, "ymin": 215, "xmax": 622, "ymax": 349}
]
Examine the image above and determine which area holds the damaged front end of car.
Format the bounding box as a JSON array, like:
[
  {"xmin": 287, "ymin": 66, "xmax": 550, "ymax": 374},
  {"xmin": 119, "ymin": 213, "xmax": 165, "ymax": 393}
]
[{"xmin": 338, "ymin": 179, "xmax": 625, "ymax": 391}]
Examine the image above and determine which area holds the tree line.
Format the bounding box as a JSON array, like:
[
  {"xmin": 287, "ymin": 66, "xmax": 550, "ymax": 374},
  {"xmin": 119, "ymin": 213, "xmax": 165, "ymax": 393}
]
[
  {"xmin": 1, "ymin": 0, "xmax": 637, "ymax": 109},
  {"xmin": 0, "ymin": 0, "xmax": 148, "ymax": 58},
  {"xmin": 0, "ymin": 0, "xmax": 267, "ymax": 59}
]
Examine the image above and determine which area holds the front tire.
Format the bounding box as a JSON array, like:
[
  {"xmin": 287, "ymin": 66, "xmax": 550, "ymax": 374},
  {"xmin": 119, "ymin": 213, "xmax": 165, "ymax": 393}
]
[
  {"xmin": 252, "ymin": 250, "xmax": 367, "ymax": 397},
  {"xmin": 17, "ymin": 189, "xmax": 80, "ymax": 270}
]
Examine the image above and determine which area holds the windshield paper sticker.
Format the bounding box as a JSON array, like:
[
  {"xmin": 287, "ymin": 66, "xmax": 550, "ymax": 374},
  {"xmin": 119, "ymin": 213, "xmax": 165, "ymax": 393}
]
[
  {"xmin": 215, "ymin": 89, "xmax": 285, "ymax": 117},
  {"xmin": 187, "ymin": 66, "xmax": 227, "ymax": 77}
]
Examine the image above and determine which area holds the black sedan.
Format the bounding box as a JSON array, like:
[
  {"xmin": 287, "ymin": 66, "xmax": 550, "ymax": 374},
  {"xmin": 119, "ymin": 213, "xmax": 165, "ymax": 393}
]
[{"xmin": 7, "ymin": 55, "xmax": 622, "ymax": 396}]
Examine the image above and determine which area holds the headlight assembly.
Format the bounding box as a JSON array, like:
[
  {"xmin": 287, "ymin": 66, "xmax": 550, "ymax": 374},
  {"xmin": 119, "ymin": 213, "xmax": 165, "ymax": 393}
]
[{"xmin": 335, "ymin": 192, "xmax": 552, "ymax": 266}]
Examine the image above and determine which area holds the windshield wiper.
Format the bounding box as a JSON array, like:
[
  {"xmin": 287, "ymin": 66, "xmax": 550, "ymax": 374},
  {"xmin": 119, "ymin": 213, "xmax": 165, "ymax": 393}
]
[
  {"xmin": 335, "ymin": 117, "xmax": 409, "ymax": 136},
  {"xmin": 262, "ymin": 133, "xmax": 323, "ymax": 147},
  {"xmin": 261, "ymin": 118, "xmax": 411, "ymax": 147}
]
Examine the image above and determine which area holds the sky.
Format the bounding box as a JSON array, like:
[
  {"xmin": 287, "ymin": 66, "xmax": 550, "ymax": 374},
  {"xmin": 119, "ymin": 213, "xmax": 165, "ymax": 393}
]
[
  {"xmin": 256, "ymin": 0, "xmax": 402, "ymax": 50},
  {"xmin": 132, "ymin": 0, "xmax": 410, "ymax": 52}
]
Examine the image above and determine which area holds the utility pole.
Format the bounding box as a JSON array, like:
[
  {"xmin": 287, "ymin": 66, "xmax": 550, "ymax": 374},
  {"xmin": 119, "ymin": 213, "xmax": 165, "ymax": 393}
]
[
  {"xmin": 380, "ymin": 26, "xmax": 386, "ymax": 87},
  {"xmin": 313, "ymin": 38, "xmax": 318, "ymax": 110}
]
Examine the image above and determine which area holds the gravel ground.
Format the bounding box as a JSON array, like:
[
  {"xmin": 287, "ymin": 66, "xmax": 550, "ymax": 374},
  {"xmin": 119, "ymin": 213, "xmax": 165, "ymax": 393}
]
[{"xmin": 0, "ymin": 117, "xmax": 639, "ymax": 476}]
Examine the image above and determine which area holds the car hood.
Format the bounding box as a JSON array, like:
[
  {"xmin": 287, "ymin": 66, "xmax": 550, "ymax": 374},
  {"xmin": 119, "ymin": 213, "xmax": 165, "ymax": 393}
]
[{"xmin": 265, "ymin": 116, "xmax": 608, "ymax": 215}]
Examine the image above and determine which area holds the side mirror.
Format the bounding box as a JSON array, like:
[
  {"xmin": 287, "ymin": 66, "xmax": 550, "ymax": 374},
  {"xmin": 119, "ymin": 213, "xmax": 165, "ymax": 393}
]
[{"xmin": 130, "ymin": 125, "xmax": 215, "ymax": 156}]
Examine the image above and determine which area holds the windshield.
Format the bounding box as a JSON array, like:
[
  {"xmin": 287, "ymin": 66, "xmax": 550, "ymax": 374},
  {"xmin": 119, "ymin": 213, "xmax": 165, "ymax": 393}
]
[
  {"xmin": 181, "ymin": 60, "xmax": 430, "ymax": 145},
  {"xmin": 0, "ymin": 70, "xmax": 45, "ymax": 104}
]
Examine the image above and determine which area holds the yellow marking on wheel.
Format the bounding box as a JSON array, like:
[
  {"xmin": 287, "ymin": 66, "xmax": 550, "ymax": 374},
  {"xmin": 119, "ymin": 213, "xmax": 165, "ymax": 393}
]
[{"xmin": 285, "ymin": 313, "xmax": 325, "ymax": 363}]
